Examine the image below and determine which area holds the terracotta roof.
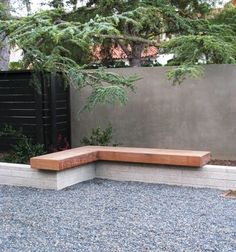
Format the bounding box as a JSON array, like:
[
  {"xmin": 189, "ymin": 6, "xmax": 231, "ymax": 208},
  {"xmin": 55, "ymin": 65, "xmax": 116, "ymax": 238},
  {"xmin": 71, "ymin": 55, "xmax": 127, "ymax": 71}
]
[{"xmin": 93, "ymin": 45, "xmax": 158, "ymax": 60}]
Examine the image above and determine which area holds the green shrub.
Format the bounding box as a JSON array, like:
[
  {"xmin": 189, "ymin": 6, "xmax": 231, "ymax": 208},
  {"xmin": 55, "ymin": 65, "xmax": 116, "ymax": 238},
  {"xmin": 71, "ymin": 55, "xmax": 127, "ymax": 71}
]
[
  {"xmin": 81, "ymin": 124, "xmax": 119, "ymax": 146},
  {"xmin": 9, "ymin": 61, "xmax": 24, "ymax": 70},
  {"xmin": 0, "ymin": 125, "xmax": 46, "ymax": 164}
]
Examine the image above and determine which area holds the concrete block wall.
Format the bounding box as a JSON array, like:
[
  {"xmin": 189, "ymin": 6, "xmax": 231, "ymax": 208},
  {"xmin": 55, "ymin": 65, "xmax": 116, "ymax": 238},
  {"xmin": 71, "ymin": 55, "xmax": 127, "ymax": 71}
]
[
  {"xmin": 0, "ymin": 163, "xmax": 58, "ymax": 189},
  {"xmin": 96, "ymin": 162, "xmax": 236, "ymax": 190},
  {"xmin": 0, "ymin": 162, "xmax": 236, "ymax": 190},
  {"xmin": 0, "ymin": 163, "xmax": 95, "ymax": 190}
]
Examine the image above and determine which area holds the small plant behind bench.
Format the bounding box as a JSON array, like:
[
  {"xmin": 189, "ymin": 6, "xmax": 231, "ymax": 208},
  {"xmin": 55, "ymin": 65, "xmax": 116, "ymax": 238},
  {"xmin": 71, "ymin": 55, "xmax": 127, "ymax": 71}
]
[
  {"xmin": 81, "ymin": 124, "xmax": 119, "ymax": 146},
  {"xmin": 0, "ymin": 125, "xmax": 46, "ymax": 164}
]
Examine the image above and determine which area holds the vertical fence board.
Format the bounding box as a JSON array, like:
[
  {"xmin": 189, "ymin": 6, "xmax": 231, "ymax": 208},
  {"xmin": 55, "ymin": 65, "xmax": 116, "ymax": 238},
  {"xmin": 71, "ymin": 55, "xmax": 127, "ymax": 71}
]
[
  {"xmin": 50, "ymin": 73, "xmax": 57, "ymax": 147},
  {"xmin": 34, "ymin": 86, "xmax": 44, "ymax": 145}
]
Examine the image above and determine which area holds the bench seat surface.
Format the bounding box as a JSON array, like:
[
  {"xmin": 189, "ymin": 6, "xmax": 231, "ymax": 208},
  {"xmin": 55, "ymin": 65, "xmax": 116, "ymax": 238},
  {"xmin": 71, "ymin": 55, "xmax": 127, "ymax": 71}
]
[{"xmin": 30, "ymin": 146, "xmax": 211, "ymax": 171}]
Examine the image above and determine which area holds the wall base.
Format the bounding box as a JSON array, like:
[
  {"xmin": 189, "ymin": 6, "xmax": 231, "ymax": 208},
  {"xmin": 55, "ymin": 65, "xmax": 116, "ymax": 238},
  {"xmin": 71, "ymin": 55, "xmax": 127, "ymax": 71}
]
[
  {"xmin": 96, "ymin": 162, "xmax": 236, "ymax": 190},
  {"xmin": 0, "ymin": 162, "xmax": 95, "ymax": 190},
  {"xmin": 0, "ymin": 162, "xmax": 235, "ymax": 190}
]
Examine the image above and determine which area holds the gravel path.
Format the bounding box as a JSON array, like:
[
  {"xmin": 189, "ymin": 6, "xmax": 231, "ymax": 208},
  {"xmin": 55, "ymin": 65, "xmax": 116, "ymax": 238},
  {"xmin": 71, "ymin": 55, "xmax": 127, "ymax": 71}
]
[{"xmin": 0, "ymin": 179, "xmax": 235, "ymax": 252}]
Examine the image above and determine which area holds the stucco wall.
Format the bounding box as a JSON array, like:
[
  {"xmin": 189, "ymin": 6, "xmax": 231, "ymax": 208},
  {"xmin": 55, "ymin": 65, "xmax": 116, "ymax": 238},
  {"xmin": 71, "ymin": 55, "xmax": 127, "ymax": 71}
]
[{"xmin": 70, "ymin": 65, "xmax": 236, "ymax": 159}]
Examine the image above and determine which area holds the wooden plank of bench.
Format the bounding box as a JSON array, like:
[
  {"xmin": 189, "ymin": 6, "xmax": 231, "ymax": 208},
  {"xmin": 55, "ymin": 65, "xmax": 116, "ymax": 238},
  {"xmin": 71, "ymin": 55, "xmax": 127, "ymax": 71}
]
[
  {"xmin": 30, "ymin": 146, "xmax": 211, "ymax": 171},
  {"xmin": 97, "ymin": 147, "xmax": 211, "ymax": 167},
  {"xmin": 30, "ymin": 146, "xmax": 99, "ymax": 171}
]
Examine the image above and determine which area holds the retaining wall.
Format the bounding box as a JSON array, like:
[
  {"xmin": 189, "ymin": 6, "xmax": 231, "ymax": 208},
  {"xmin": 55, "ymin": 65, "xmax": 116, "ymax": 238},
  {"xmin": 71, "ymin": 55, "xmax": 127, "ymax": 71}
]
[{"xmin": 0, "ymin": 162, "xmax": 235, "ymax": 190}]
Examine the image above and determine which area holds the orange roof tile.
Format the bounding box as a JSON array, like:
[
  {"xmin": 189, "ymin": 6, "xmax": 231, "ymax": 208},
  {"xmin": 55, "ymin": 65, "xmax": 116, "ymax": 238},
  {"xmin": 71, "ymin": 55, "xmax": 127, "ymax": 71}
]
[{"xmin": 93, "ymin": 45, "xmax": 158, "ymax": 60}]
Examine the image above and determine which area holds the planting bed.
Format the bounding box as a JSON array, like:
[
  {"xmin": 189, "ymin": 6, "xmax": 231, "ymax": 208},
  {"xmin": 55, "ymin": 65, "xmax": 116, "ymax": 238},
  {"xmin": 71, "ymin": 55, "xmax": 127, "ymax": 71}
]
[
  {"xmin": 0, "ymin": 179, "xmax": 235, "ymax": 251},
  {"xmin": 210, "ymin": 159, "xmax": 236, "ymax": 166}
]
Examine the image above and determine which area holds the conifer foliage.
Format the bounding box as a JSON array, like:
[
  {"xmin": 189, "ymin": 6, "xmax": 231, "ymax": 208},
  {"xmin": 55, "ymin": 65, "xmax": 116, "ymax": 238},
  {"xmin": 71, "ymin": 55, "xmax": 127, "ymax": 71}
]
[
  {"xmin": 0, "ymin": 5, "xmax": 138, "ymax": 112},
  {"xmin": 0, "ymin": 1, "xmax": 235, "ymax": 110}
]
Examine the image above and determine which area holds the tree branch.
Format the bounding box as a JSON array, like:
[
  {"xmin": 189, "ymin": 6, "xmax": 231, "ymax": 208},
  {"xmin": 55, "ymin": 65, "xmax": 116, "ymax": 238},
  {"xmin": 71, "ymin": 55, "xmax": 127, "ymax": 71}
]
[
  {"xmin": 117, "ymin": 40, "xmax": 131, "ymax": 57},
  {"xmin": 100, "ymin": 34, "xmax": 160, "ymax": 46}
]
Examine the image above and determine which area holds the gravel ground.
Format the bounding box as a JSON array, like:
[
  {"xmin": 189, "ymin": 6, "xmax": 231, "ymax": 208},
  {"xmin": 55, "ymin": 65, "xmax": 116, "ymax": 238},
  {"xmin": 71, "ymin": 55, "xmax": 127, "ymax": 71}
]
[{"xmin": 0, "ymin": 179, "xmax": 235, "ymax": 252}]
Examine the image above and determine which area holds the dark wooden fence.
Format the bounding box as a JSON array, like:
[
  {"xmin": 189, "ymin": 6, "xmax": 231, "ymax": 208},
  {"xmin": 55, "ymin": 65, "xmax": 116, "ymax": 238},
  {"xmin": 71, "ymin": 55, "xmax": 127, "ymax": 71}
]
[{"xmin": 0, "ymin": 70, "xmax": 71, "ymax": 151}]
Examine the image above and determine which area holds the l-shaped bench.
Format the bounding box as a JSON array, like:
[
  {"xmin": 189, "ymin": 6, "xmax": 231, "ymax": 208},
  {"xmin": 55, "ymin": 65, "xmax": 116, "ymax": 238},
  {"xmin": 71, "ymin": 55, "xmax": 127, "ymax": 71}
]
[
  {"xmin": 30, "ymin": 146, "xmax": 211, "ymax": 171},
  {"xmin": 27, "ymin": 146, "xmax": 226, "ymax": 190},
  {"xmin": 2, "ymin": 146, "xmax": 236, "ymax": 190},
  {"xmin": 1, "ymin": 146, "xmax": 235, "ymax": 190},
  {"xmin": 1, "ymin": 146, "xmax": 236, "ymax": 190}
]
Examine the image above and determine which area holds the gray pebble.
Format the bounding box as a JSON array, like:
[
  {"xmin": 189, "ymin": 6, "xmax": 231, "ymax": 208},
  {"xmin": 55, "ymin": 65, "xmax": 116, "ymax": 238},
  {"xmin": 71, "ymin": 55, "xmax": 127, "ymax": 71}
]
[{"xmin": 0, "ymin": 179, "xmax": 235, "ymax": 252}]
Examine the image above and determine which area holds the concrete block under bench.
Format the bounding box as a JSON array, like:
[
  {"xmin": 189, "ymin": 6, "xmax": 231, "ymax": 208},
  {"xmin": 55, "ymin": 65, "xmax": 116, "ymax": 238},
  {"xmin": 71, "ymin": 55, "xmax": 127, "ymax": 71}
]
[
  {"xmin": 96, "ymin": 162, "xmax": 236, "ymax": 190},
  {"xmin": 0, "ymin": 161, "xmax": 236, "ymax": 190},
  {"xmin": 0, "ymin": 162, "xmax": 95, "ymax": 190},
  {"xmin": 0, "ymin": 162, "xmax": 58, "ymax": 189}
]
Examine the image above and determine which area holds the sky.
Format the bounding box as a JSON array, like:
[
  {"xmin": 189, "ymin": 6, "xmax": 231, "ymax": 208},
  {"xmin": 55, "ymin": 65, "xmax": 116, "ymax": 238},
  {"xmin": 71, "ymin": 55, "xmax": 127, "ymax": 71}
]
[
  {"xmin": 12, "ymin": 0, "xmax": 231, "ymax": 16},
  {"xmin": 11, "ymin": 0, "xmax": 87, "ymax": 16}
]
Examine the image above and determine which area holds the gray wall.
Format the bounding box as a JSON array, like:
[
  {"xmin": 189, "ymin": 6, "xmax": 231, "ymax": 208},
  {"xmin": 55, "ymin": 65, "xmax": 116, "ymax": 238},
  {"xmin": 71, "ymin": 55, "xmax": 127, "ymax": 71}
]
[{"xmin": 71, "ymin": 65, "xmax": 236, "ymax": 159}]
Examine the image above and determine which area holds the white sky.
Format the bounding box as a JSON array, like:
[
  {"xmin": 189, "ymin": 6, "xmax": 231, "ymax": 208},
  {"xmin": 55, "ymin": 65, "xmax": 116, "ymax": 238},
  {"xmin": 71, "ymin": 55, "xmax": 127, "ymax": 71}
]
[
  {"xmin": 12, "ymin": 0, "xmax": 231, "ymax": 16},
  {"xmin": 11, "ymin": 0, "xmax": 88, "ymax": 16}
]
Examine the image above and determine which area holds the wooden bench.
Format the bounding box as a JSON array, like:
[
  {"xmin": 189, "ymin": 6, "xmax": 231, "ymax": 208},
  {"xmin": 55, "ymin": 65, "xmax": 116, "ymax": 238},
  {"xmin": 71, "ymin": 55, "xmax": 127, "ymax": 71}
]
[{"xmin": 30, "ymin": 146, "xmax": 211, "ymax": 171}]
